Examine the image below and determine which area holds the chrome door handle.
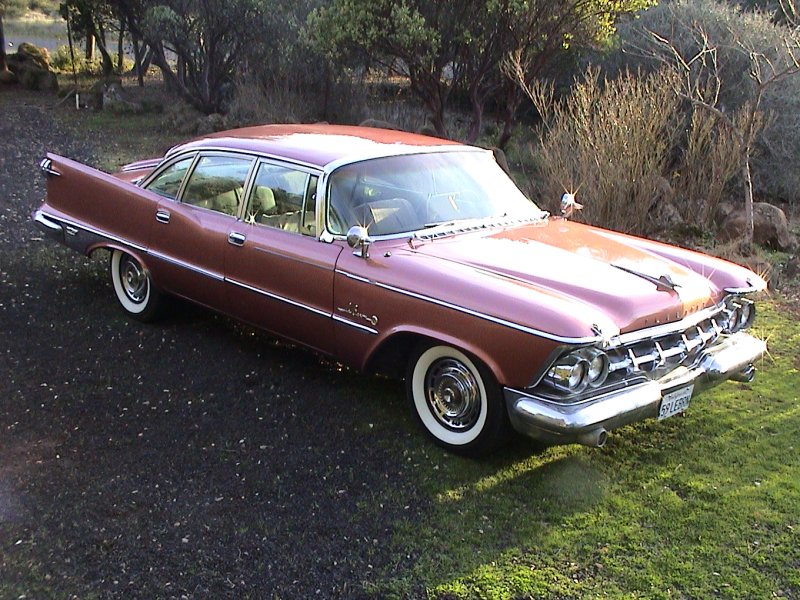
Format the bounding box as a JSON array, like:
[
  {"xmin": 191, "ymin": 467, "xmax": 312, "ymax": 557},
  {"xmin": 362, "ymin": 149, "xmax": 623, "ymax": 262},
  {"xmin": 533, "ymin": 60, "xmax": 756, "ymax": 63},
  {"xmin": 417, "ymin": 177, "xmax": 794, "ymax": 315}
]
[
  {"xmin": 155, "ymin": 210, "xmax": 170, "ymax": 224},
  {"xmin": 228, "ymin": 232, "xmax": 246, "ymax": 246}
]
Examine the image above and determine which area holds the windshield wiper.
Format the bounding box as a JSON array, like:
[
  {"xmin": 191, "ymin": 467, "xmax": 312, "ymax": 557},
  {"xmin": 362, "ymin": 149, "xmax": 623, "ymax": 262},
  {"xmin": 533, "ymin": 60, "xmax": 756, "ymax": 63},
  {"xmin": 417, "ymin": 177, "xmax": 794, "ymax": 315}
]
[{"xmin": 423, "ymin": 220, "xmax": 459, "ymax": 228}]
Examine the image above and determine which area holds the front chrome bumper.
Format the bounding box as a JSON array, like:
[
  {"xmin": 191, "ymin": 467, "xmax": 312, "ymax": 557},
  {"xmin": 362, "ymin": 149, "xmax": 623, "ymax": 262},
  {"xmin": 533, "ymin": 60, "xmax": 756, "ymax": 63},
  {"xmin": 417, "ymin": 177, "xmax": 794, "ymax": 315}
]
[{"xmin": 504, "ymin": 331, "xmax": 767, "ymax": 446}]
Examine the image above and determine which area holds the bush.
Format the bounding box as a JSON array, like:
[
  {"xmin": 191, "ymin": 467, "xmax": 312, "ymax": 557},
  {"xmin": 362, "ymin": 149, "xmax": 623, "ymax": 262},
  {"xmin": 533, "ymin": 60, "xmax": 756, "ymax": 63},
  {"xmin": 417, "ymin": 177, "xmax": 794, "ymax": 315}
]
[
  {"xmin": 50, "ymin": 44, "xmax": 133, "ymax": 76},
  {"xmin": 613, "ymin": 0, "xmax": 800, "ymax": 204},
  {"xmin": 525, "ymin": 66, "xmax": 742, "ymax": 236}
]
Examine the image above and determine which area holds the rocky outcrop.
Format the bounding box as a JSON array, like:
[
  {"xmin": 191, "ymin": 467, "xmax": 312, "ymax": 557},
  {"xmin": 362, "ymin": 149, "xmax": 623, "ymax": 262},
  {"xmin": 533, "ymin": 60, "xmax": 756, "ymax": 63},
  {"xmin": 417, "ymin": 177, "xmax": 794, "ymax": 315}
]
[
  {"xmin": 718, "ymin": 201, "xmax": 796, "ymax": 251},
  {"xmin": 6, "ymin": 43, "xmax": 58, "ymax": 92}
]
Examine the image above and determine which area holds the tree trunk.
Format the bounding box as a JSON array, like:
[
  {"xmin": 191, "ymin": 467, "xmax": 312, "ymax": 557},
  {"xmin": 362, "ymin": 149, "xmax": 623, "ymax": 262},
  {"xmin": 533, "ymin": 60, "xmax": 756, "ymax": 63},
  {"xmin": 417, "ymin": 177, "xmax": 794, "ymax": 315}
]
[
  {"xmin": 96, "ymin": 24, "xmax": 114, "ymax": 77},
  {"xmin": 86, "ymin": 32, "xmax": 95, "ymax": 61},
  {"xmin": 131, "ymin": 34, "xmax": 144, "ymax": 86},
  {"xmin": 117, "ymin": 19, "xmax": 125, "ymax": 74},
  {"xmin": 0, "ymin": 13, "xmax": 8, "ymax": 74},
  {"xmin": 742, "ymin": 156, "xmax": 755, "ymax": 249}
]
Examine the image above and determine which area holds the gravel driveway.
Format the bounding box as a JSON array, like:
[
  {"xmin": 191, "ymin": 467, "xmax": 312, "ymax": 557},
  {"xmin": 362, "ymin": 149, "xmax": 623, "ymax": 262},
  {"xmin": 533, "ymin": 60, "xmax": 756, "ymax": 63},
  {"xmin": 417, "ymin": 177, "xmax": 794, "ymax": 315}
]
[{"xmin": 0, "ymin": 89, "xmax": 425, "ymax": 599}]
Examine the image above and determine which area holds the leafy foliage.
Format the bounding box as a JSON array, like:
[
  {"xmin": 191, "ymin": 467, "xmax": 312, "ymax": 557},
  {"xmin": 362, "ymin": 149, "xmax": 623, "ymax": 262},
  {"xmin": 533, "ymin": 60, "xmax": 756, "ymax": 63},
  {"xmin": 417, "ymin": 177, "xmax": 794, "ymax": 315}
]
[{"xmin": 310, "ymin": 0, "xmax": 652, "ymax": 144}]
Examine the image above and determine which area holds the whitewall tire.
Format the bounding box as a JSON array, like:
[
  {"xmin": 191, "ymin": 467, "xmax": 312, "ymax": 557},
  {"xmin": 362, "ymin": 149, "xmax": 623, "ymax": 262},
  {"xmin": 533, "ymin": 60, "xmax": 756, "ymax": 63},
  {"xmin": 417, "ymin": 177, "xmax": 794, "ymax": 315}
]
[
  {"xmin": 110, "ymin": 249, "xmax": 163, "ymax": 321},
  {"xmin": 406, "ymin": 344, "xmax": 508, "ymax": 456}
]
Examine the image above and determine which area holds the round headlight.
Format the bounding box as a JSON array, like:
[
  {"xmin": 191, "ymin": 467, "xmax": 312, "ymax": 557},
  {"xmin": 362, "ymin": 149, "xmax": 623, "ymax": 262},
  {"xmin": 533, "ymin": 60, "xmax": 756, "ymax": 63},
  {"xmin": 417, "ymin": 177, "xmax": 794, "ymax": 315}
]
[
  {"xmin": 722, "ymin": 306, "xmax": 740, "ymax": 333},
  {"xmin": 738, "ymin": 302, "xmax": 753, "ymax": 329},
  {"xmin": 586, "ymin": 352, "xmax": 610, "ymax": 387},
  {"xmin": 547, "ymin": 355, "xmax": 590, "ymax": 394},
  {"xmin": 567, "ymin": 360, "xmax": 587, "ymax": 389}
]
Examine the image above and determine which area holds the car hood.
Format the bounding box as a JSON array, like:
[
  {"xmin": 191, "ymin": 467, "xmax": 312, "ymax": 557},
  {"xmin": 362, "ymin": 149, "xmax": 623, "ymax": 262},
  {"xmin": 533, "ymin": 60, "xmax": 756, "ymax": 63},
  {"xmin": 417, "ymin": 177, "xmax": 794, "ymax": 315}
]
[{"xmin": 405, "ymin": 219, "xmax": 730, "ymax": 335}]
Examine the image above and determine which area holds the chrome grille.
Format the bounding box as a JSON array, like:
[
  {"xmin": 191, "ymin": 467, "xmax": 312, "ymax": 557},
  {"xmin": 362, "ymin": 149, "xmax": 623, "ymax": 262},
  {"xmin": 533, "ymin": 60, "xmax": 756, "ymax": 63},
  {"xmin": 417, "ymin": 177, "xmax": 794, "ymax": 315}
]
[{"xmin": 607, "ymin": 315, "xmax": 724, "ymax": 380}]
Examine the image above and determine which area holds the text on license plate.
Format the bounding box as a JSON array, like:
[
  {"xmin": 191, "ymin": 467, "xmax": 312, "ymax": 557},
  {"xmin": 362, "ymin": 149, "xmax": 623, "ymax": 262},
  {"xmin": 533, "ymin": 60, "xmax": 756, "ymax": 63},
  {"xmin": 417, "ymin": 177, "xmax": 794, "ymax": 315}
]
[{"xmin": 658, "ymin": 385, "xmax": 694, "ymax": 420}]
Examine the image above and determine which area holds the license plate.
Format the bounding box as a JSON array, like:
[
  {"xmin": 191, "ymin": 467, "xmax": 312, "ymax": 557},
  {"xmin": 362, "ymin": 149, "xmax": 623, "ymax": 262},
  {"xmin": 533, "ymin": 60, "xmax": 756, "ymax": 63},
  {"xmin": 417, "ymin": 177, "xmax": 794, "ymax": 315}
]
[{"xmin": 658, "ymin": 385, "xmax": 694, "ymax": 420}]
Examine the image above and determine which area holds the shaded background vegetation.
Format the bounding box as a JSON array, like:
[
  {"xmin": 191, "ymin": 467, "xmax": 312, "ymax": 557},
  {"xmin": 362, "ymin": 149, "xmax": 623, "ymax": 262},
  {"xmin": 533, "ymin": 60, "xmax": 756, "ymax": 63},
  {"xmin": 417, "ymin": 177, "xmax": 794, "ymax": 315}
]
[{"xmin": 2, "ymin": 0, "xmax": 799, "ymax": 244}]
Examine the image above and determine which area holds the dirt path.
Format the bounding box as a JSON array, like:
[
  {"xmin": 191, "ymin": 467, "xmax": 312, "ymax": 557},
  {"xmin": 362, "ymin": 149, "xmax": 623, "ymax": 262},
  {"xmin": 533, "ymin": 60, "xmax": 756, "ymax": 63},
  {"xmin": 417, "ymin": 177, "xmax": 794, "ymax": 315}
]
[{"xmin": 0, "ymin": 88, "xmax": 422, "ymax": 598}]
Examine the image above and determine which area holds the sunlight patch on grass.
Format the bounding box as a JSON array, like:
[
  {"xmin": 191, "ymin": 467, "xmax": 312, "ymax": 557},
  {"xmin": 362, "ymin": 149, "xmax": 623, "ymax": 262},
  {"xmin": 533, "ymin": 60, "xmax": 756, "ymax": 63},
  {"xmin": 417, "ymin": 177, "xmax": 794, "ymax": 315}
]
[{"xmin": 374, "ymin": 300, "xmax": 800, "ymax": 599}]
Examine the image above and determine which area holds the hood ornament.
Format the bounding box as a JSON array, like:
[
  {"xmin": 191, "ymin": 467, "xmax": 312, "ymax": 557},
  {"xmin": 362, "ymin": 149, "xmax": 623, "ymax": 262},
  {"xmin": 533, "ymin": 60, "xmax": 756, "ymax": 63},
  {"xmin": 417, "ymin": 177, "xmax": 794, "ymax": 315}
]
[
  {"xmin": 612, "ymin": 263, "xmax": 682, "ymax": 293},
  {"xmin": 560, "ymin": 193, "xmax": 583, "ymax": 220}
]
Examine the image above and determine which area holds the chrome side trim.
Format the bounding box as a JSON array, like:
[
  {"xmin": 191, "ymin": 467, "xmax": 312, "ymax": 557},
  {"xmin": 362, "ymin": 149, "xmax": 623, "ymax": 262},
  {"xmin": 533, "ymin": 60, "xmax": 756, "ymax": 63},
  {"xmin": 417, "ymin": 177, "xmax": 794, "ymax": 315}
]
[
  {"xmin": 147, "ymin": 250, "xmax": 225, "ymax": 282},
  {"xmin": 226, "ymin": 278, "xmax": 330, "ymax": 318},
  {"xmin": 33, "ymin": 209, "xmax": 64, "ymax": 235},
  {"xmin": 372, "ymin": 280, "xmax": 600, "ymax": 345},
  {"xmin": 334, "ymin": 269, "xmax": 372, "ymax": 283},
  {"xmin": 332, "ymin": 314, "xmax": 379, "ymax": 335},
  {"xmin": 37, "ymin": 212, "xmax": 147, "ymax": 253}
]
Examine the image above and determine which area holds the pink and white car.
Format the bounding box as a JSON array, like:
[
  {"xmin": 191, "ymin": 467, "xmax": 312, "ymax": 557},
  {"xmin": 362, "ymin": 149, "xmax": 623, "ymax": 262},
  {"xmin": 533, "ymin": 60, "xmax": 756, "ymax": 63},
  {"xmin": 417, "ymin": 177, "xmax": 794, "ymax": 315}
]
[{"xmin": 33, "ymin": 124, "xmax": 767, "ymax": 455}]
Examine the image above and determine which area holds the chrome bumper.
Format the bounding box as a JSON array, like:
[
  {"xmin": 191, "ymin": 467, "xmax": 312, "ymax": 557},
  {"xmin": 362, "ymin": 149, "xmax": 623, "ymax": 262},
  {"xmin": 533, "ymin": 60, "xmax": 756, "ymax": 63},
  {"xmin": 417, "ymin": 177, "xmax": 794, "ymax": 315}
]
[{"xmin": 505, "ymin": 331, "xmax": 767, "ymax": 446}]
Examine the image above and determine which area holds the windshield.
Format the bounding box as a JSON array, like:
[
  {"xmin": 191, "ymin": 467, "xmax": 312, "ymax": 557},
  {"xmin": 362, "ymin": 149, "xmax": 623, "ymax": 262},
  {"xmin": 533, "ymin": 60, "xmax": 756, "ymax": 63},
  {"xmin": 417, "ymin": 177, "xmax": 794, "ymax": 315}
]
[{"xmin": 326, "ymin": 151, "xmax": 542, "ymax": 236}]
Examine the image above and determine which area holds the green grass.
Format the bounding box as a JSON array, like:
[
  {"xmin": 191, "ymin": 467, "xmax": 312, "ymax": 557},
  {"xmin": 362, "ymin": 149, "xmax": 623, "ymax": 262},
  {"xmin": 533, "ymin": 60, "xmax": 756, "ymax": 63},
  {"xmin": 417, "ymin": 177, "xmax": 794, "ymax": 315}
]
[{"xmin": 368, "ymin": 300, "xmax": 800, "ymax": 599}]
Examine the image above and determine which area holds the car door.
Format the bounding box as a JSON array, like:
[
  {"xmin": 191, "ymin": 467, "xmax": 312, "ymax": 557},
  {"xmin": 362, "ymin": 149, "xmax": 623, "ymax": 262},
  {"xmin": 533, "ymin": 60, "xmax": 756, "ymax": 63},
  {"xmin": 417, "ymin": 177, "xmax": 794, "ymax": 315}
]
[
  {"xmin": 146, "ymin": 152, "xmax": 256, "ymax": 310},
  {"xmin": 224, "ymin": 160, "xmax": 343, "ymax": 354}
]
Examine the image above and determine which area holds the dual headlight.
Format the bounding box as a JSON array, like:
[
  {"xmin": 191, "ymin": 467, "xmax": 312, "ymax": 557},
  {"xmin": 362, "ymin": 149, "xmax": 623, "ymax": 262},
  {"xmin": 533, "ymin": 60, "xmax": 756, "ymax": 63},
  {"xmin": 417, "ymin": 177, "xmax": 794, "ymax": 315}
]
[
  {"xmin": 721, "ymin": 297, "xmax": 755, "ymax": 334},
  {"xmin": 545, "ymin": 347, "xmax": 610, "ymax": 394}
]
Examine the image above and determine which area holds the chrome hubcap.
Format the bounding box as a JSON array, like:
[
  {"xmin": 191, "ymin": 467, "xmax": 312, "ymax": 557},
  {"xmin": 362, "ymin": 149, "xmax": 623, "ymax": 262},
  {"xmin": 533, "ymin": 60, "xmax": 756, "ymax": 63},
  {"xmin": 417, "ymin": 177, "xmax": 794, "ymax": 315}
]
[
  {"xmin": 120, "ymin": 257, "xmax": 147, "ymax": 303},
  {"xmin": 425, "ymin": 358, "xmax": 481, "ymax": 430}
]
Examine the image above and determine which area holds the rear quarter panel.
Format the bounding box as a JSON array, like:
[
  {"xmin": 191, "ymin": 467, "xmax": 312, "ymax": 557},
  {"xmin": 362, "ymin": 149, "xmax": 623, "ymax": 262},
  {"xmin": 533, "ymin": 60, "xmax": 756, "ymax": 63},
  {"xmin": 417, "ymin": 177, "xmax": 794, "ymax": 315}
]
[{"xmin": 43, "ymin": 153, "xmax": 158, "ymax": 253}]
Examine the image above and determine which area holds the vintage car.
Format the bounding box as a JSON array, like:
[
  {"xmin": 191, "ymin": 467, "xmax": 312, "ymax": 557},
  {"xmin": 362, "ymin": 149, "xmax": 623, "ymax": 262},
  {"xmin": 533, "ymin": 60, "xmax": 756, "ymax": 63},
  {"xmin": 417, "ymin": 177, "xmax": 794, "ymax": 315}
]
[{"xmin": 33, "ymin": 124, "xmax": 767, "ymax": 456}]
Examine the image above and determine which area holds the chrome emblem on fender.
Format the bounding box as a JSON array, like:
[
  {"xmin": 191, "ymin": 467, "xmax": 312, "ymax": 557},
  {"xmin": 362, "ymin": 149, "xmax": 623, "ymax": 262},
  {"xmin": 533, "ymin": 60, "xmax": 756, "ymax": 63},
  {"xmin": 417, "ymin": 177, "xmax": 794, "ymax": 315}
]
[{"xmin": 337, "ymin": 302, "xmax": 379, "ymax": 327}]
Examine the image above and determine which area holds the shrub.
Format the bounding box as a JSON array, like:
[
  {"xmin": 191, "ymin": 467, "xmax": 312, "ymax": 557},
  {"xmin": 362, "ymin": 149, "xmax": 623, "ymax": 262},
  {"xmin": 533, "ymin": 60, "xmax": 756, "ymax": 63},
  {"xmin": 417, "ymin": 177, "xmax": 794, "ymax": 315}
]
[
  {"xmin": 525, "ymin": 65, "xmax": 742, "ymax": 236},
  {"xmin": 614, "ymin": 0, "xmax": 800, "ymax": 204},
  {"xmin": 527, "ymin": 67, "xmax": 682, "ymax": 234},
  {"xmin": 50, "ymin": 44, "xmax": 133, "ymax": 75}
]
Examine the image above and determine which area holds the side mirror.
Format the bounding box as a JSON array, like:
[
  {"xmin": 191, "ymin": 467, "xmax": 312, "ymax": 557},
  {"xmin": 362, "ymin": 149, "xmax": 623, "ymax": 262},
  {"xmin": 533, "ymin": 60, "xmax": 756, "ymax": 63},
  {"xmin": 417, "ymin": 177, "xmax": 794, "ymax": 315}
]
[
  {"xmin": 560, "ymin": 193, "xmax": 583, "ymax": 220},
  {"xmin": 346, "ymin": 225, "xmax": 372, "ymax": 258}
]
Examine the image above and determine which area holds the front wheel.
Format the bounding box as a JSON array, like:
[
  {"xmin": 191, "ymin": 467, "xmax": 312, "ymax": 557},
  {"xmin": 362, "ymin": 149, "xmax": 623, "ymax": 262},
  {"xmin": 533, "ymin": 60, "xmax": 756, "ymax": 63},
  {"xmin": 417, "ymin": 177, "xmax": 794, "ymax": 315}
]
[
  {"xmin": 406, "ymin": 344, "xmax": 509, "ymax": 456},
  {"xmin": 109, "ymin": 249, "xmax": 163, "ymax": 321}
]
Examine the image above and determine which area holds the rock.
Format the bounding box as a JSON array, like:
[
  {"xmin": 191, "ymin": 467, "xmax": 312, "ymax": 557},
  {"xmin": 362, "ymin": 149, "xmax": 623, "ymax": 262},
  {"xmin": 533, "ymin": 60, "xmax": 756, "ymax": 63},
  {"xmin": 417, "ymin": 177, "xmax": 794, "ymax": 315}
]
[
  {"xmin": 718, "ymin": 202, "xmax": 796, "ymax": 251},
  {"xmin": 0, "ymin": 69, "xmax": 17, "ymax": 85},
  {"xmin": 17, "ymin": 42, "xmax": 50, "ymax": 69},
  {"xmin": 101, "ymin": 81, "xmax": 144, "ymax": 114},
  {"xmin": 648, "ymin": 177, "xmax": 684, "ymax": 233},
  {"xmin": 18, "ymin": 66, "xmax": 58, "ymax": 92},
  {"xmin": 6, "ymin": 43, "xmax": 58, "ymax": 92},
  {"xmin": 195, "ymin": 113, "xmax": 227, "ymax": 135}
]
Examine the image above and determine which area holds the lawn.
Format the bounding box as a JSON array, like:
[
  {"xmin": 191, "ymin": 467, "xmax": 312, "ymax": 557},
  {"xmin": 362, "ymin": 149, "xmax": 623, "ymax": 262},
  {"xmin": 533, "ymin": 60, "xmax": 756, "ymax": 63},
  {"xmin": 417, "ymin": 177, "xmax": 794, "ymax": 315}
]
[
  {"xmin": 368, "ymin": 301, "xmax": 799, "ymax": 599},
  {"xmin": 2, "ymin": 86, "xmax": 798, "ymax": 599}
]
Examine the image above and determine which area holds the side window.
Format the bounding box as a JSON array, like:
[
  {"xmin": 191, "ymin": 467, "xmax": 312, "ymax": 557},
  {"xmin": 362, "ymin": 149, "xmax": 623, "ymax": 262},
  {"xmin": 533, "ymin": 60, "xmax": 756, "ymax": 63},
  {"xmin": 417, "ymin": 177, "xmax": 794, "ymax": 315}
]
[
  {"xmin": 245, "ymin": 163, "xmax": 317, "ymax": 237},
  {"xmin": 181, "ymin": 155, "xmax": 253, "ymax": 216},
  {"xmin": 146, "ymin": 156, "xmax": 193, "ymax": 199}
]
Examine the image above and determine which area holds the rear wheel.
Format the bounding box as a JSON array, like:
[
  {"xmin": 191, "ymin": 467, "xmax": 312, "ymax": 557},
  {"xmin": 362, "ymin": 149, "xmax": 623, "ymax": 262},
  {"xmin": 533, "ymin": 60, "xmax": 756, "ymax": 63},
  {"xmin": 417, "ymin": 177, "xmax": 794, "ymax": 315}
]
[
  {"xmin": 110, "ymin": 249, "xmax": 163, "ymax": 321},
  {"xmin": 406, "ymin": 343, "xmax": 508, "ymax": 456}
]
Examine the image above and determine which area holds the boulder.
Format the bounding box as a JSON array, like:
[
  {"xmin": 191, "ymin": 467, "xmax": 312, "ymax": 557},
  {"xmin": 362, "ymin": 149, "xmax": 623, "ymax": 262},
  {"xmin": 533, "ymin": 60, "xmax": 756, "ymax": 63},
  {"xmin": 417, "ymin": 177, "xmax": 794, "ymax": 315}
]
[
  {"xmin": 0, "ymin": 69, "xmax": 17, "ymax": 85},
  {"xmin": 195, "ymin": 113, "xmax": 227, "ymax": 135},
  {"xmin": 17, "ymin": 42, "xmax": 50, "ymax": 69},
  {"xmin": 718, "ymin": 201, "xmax": 796, "ymax": 251},
  {"xmin": 6, "ymin": 43, "xmax": 58, "ymax": 92},
  {"xmin": 648, "ymin": 177, "xmax": 684, "ymax": 233}
]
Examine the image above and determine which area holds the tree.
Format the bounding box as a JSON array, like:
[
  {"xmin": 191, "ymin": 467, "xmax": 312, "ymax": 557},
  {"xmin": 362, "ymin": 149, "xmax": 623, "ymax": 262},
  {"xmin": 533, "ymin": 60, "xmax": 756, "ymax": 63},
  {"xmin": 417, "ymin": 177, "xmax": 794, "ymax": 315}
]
[
  {"xmin": 60, "ymin": 0, "xmax": 119, "ymax": 76},
  {"xmin": 0, "ymin": 6, "xmax": 7, "ymax": 78},
  {"xmin": 310, "ymin": 0, "xmax": 651, "ymax": 144},
  {"xmin": 109, "ymin": 0, "xmax": 270, "ymax": 113}
]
